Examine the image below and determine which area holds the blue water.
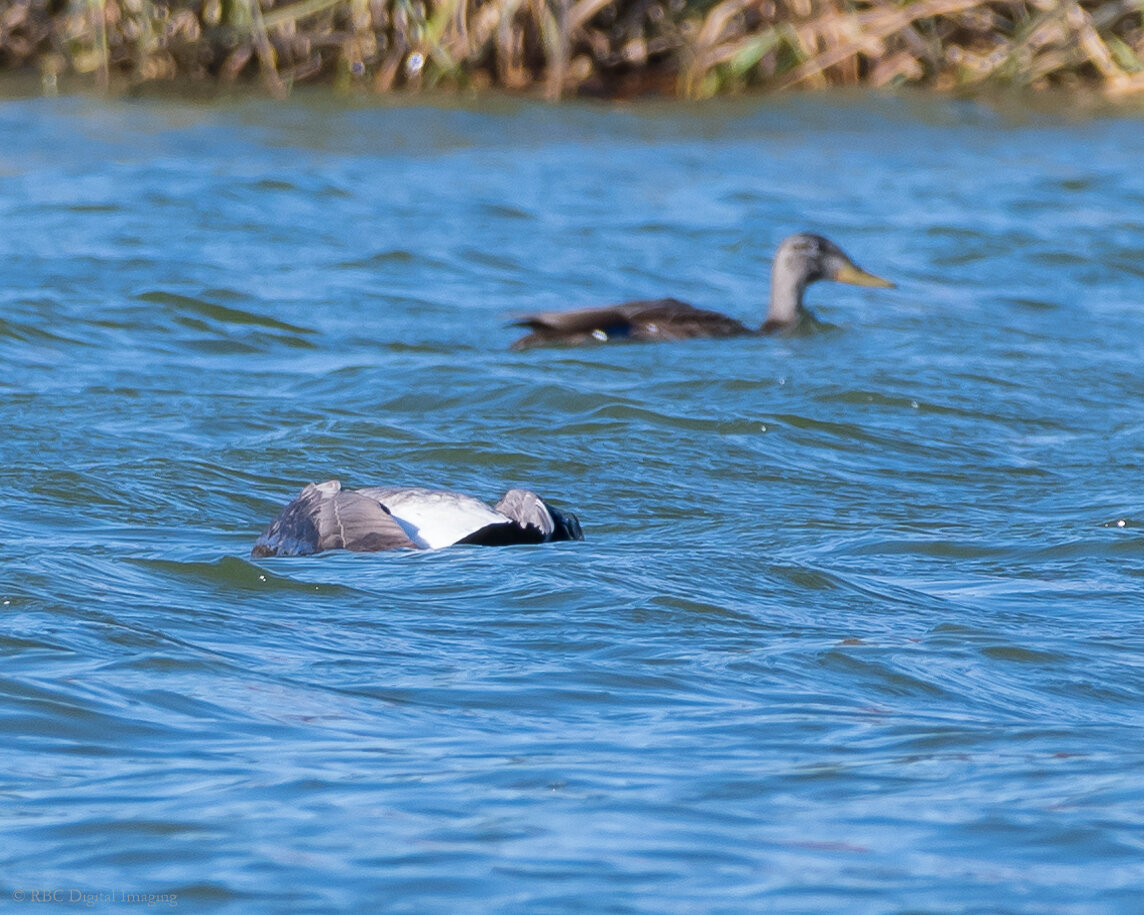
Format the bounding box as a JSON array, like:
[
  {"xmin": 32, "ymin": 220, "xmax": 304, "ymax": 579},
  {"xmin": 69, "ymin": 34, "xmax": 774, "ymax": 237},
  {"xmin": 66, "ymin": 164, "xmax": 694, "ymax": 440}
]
[{"xmin": 2, "ymin": 90, "xmax": 1143, "ymax": 912}]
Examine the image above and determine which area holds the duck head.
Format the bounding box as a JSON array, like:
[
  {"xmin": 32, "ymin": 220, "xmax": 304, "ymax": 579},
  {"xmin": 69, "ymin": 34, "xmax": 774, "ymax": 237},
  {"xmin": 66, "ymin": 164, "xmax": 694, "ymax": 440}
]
[{"xmin": 765, "ymin": 233, "xmax": 894, "ymax": 332}]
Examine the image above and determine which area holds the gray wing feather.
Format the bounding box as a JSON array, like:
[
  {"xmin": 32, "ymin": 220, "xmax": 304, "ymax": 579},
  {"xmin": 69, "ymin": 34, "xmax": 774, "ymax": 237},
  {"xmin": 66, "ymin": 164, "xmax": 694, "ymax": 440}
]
[
  {"xmin": 252, "ymin": 481, "xmax": 419, "ymax": 557},
  {"xmin": 495, "ymin": 488, "xmax": 556, "ymax": 536},
  {"xmin": 494, "ymin": 489, "xmax": 584, "ymax": 542}
]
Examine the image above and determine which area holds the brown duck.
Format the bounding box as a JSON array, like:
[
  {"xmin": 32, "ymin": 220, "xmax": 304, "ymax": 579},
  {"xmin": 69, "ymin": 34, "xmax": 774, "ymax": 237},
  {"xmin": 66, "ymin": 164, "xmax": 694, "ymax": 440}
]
[{"xmin": 509, "ymin": 233, "xmax": 894, "ymax": 350}]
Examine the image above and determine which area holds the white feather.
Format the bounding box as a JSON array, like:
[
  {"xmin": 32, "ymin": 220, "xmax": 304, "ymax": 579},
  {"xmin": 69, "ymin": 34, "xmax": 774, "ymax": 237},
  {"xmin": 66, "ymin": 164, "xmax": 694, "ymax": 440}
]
[{"xmin": 365, "ymin": 488, "xmax": 508, "ymax": 549}]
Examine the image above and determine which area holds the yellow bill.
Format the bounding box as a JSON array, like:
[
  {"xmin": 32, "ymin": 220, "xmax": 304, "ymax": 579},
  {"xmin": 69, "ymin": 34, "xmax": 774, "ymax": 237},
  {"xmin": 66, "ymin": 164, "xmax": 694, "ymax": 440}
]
[{"xmin": 834, "ymin": 262, "xmax": 895, "ymax": 289}]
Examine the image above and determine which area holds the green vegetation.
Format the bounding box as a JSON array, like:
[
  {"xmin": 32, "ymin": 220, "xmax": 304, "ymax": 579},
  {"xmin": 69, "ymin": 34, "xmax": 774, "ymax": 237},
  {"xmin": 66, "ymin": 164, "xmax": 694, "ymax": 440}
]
[{"xmin": 4, "ymin": 0, "xmax": 1144, "ymax": 98}]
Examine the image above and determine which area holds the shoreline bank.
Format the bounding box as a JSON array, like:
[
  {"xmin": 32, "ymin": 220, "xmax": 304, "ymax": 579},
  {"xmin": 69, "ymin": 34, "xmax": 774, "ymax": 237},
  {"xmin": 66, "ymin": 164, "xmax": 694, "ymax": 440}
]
[{"xmin": 4, "ymin": 1, "xmax": 1144, "ymax": 100}]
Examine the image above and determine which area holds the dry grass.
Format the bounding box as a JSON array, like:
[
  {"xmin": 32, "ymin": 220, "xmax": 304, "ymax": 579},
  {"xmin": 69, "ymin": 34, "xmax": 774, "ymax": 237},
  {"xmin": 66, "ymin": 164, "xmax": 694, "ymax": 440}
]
[{"xmin": 3, "ymin": 0, "xmax": 1144, "ymax": 97}]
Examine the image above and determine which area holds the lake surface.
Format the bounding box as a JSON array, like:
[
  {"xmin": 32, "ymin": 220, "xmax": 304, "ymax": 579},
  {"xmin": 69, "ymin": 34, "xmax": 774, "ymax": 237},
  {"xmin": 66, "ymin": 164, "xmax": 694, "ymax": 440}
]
[{"xmin": 2, "ymin": 88, "xmax": 1143, "ymax": 912}]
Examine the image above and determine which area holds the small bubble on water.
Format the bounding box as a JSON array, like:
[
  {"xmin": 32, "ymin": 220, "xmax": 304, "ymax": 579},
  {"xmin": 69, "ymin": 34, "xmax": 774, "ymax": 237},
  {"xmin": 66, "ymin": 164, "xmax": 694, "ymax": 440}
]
[
  {"xmin": 1116, "ymin": 519, "xmax": 1127, "ymax": 527},
  {"xmin": 911, "ymin": 400, "xmax": 919, "ymax": 409},
  {"xmin": 259, "ymin": 575, "xmax": 266, "ymax": 582}
]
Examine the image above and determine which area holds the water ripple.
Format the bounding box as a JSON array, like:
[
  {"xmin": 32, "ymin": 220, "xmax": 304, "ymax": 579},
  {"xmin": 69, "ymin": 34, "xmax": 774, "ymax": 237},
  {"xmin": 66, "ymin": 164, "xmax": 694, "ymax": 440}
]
[{"xmin": 2, "ymin": 91, "xmax": 1143, "ymax": 913}]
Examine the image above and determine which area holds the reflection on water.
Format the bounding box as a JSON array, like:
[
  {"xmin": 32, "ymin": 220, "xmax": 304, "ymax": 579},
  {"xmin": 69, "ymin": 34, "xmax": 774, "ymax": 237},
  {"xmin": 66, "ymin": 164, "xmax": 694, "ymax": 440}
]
[{"xmin": 1, "ymin": 90, "xmax": 1143, "ymax": 912}]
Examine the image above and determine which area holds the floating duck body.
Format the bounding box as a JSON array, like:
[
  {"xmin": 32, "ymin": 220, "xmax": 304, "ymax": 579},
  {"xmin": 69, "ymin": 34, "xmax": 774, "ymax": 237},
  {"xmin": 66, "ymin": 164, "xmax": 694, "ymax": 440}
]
[
  {"xmin": 252, "ymin": 481, "xmax": 583, "ymax": 557},
  {"xmin": 510, "ymin": 233, "xmax": 893, "ymax": 350}
]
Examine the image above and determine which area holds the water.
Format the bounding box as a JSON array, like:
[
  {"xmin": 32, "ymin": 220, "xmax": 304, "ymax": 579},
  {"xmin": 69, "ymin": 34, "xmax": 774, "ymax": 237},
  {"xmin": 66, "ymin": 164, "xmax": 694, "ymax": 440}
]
[{"xmin": 2, "ymin": 89, "xmax": 1143, "ymax": 912}]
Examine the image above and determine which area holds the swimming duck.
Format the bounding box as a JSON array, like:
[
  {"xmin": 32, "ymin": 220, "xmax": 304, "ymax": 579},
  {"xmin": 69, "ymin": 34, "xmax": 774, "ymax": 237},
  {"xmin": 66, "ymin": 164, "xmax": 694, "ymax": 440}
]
[
  {"xmin": 252, "ymin": 480, "xmax": 584, "ymax": 557},
  {"xmin": 509, "ymin": 233, "xmax": 893, "ymax": 349}
]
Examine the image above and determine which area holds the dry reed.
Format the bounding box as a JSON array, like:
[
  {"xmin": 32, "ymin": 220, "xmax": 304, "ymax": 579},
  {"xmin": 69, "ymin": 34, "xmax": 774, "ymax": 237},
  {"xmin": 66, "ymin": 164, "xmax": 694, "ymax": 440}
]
[{"xmin": 3, "ymin": 0, "xmax": 1143, "ymax": 98}]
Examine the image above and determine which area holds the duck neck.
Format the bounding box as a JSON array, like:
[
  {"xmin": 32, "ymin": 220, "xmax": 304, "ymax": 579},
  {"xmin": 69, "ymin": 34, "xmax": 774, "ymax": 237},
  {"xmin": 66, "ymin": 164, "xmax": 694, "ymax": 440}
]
[{"xmin": 762, "ymin": 272, "xmax": 807, "ymax": 333}]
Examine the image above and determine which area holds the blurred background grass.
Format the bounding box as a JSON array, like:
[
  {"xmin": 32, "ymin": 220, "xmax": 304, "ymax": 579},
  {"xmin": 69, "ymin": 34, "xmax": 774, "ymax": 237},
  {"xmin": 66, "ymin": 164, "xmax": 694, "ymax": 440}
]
[{"xmin": 4, "ymin": 0, "xmax": 1144, "ymax": 98}]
